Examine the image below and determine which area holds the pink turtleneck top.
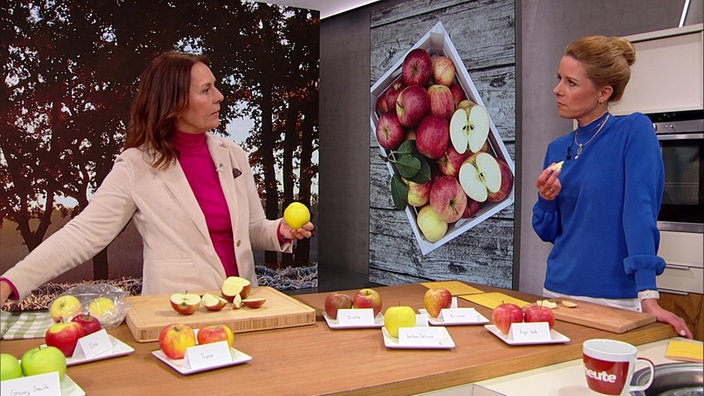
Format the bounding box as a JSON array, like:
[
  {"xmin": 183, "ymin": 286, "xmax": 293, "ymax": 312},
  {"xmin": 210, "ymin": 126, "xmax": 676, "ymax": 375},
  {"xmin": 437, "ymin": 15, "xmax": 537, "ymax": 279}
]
[{"xmin": 172, "ymin": 131, "xmax": 238, "ymax": 276}]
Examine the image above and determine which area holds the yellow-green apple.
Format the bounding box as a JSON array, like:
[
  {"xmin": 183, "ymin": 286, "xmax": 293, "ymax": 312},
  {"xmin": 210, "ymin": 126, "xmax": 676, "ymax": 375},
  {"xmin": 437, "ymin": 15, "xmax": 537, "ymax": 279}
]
[
  {"xmin": 201, "ymin": 293, "xmax": 228, "ymax": 311},
  {"xmin": 0, "ymin": 353, "xmax": 22, "ymax": 381},
  {"xmin": 71, "ymin": 313, "xmax": 102, "ymax": 335},
  {"xmin": 88, "ymin": 297, "xmax": 116, "ymax": 323},
  {"xmin": 416, "ymin": 205, "xmax": 448, "ymax": 243},
  {"xmin": 432, "ymin": 55, "xmax": 456, "ymax": 86},
  {"xmin": 375, "ymin": 111, "xmax": 405, "ymax": 150},
  {"xmin": 396, "ymin": 85, "xmax": 430, "ymax": 128},
  {"xmin": 486, "ymin": 157, "xmax": 513, "ymax": 202},
  {"xmin": 449, "ymin": 100, "xmax": 490, "ymax": 154},
  {"xmin": 415, "ymin": 114, "xmax": 449, "ymax": 159},
  {"xmin": 169, "ymin": 292, "xmax": 201, "ymax": 315},
  {"xmin": 429, "ymin": 175, "xmax": 467, "ymax": 223},
  {"xmin": 524, "ymin": 302, "xmax": 555, "ymax": 330},
  {"xmin": 458, "ymin": 152, "xmax": 503, "ymax": 203},
  {"xmin": 197, "ymin": 324, "xmax": 234, "ymax": 348},
  {"xmin": 242, "ymin": 298, "xmax": 266, "ymax": 308},
  {"xmin": 221, "ymin": 276, "xmax": 251, "ymax": 302},
  {"xmin": 284, "ymin": 202, "xmax": 310, "ymax": 229},
  {"xmin": 449, "ymin": 83, "xmax": 466, "ymax": 107},
  {"xmin": 159, "ymin": 323, "xmax": 196, "ymax": 359},
  {"xmin": 492, "ymin": 302, "xmax": 524, "ymax": 335},
  {"xmin": 424, "ymin": 288, "xmax": 453, "ymax": 317},
  {"xmin": 461, "ymin": 197, "xmax": 483, "ymax": 219},
  {"xmin": 437, "ymin": 145, "xmax": 471, "ymax": 178},
  {"xmin": 45, "ymin": 321, "xmax": 85, "ymax": 357},
  {"xmin": 405, "ymin": 178, "xmax": 432, "ymax": 207},
  {"xmin": 402, "ymin": 48, "xmax": 432, "ymax": 87},
  {"xmin": 353, "ymin": 288, "xmax": 383, "ymax": 316},
  {"xmin": 384, "ymin": 79, "xmax": 405, "ymax": 114},
  {"xmin": 20, "ymin": 346, "xmax": 67, "ymax": 380},
  {"xmin": 384, "ymin": 306, "xmax": 416, "ymax": 338},
  {"xmin": 49, "ymin": 295, "xmax": 83, "ymax": 322},
  {"xmin": 324, "ymin": 292, "xmax": 354, "ymax": 319},
  {"xmin": 427, "ymin": 84, "xmax": 454, "ymax": 120}
]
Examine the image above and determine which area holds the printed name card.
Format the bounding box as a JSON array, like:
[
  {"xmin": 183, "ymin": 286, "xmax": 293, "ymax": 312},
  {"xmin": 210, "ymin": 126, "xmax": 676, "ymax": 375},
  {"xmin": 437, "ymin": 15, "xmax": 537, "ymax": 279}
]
[
  {"xmin": 509, "ymin": 322, "xmax": 552, "ymax": 342},
  {"xmin": 439, "ymin": 308, "xmax": 478, "ymax": 323},
  {"xmin": 73, "ymin": 328, "xmax": 112, "ymax": 359},
  {"xmin": 398, "ymin": 326, "xmax": 443, "ymax": 347},
  {"xmin": 0, "ymin": 371, "xmax": 62, "ymax": 396},
  {"xmin": 337, "ymin": 308, "xmax": 375, "ymax": 326},
  {"xmin": 185, "ymin": 341, "xmax": 232, "ymax": 370}
]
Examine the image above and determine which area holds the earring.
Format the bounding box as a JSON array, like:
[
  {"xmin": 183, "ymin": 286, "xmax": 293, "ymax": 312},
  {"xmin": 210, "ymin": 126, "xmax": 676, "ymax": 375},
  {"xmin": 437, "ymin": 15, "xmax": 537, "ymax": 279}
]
[{"xmin": 597, "ymin": 100, "xmax": 602, "ymax": 105}]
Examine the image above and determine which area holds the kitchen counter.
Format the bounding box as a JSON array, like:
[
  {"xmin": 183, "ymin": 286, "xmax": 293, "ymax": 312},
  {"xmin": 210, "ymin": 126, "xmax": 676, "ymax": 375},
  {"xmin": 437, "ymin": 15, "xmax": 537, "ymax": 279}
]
[{"xmin": 0, "ymin": 282, "xmax": 677, "ymax": 395}]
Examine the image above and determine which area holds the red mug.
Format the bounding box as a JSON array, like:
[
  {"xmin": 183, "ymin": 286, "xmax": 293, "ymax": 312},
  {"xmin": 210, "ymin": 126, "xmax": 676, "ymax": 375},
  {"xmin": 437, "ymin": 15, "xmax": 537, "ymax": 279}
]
[{"xmin": 582, "ymin": 339, "xmax": 655, "ymax": 395}]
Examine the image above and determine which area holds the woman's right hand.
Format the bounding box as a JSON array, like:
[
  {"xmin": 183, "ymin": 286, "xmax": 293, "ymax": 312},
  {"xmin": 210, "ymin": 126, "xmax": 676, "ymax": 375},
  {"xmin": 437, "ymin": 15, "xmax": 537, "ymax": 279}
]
[
  {"xmin": 0, "ymin": 280, "xmax": 13, "ymax": 306},
  {"xmin": 536, "ymin": 164, "xmax": 562, "ymax": 200}
]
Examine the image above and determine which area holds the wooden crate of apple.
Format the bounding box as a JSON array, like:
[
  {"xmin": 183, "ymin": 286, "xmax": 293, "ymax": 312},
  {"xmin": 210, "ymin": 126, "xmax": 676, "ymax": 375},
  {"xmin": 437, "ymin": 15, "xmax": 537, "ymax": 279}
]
[
  {"xmin": 168, "ymin": 276, "xmax": 267, "ymax": 315},
  {"xmin": 373, "ymin": 46, "xmax": 513, "ymax": 244}
]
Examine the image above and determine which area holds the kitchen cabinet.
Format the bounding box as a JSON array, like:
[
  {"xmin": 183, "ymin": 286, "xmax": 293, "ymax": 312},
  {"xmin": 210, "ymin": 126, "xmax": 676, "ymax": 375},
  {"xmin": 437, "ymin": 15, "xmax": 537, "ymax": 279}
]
[{"xmin": 659, "ymin": 292, "xmax": 704, "ymax": 340}]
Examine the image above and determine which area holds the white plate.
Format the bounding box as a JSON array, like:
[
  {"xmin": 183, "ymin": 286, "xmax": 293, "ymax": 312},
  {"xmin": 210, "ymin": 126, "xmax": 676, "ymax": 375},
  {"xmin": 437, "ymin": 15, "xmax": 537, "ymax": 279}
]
[
  {"xmin": 381, "ymin": 327, "xmax": 456, "ymax": 349},
  {"xmin": 62, "ymin": 375, "xmax": 86, "ymax": 396},
  {"xmin": 152, "ymin": 347, "xmax": 253, "ymax": 375},
  {"xmin": 418, "ymin": 309, "xmax": 490, "ymax": 326},
  {"xmin": 322, "ymin": 311, "xmax": 384, "ymax": 329},
  {"xmin": 484, "ymin": 324, "xmax": 571, "ymax": 345},
  {"xmin": 63, "ymin": 335, "xmax": 135, "ymax": 366}
]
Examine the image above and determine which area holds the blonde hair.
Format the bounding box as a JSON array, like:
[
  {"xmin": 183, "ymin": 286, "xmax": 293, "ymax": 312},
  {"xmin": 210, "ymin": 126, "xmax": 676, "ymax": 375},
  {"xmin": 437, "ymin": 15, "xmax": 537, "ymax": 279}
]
[{"xmin": 565, "ymin": 36, "xmax": 636, "ymax": 102}]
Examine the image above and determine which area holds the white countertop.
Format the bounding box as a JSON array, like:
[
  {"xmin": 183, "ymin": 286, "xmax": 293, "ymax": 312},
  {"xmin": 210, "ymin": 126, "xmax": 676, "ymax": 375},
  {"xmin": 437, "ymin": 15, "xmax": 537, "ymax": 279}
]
[{"xmin": 420, "ymin": 337, "xmax": 702, "ymax": 396}]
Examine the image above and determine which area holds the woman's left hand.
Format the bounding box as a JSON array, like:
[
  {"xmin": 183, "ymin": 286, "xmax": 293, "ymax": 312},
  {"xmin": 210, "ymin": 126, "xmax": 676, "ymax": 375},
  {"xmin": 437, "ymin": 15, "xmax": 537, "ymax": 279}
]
[
  {"xmin": 641, "ymin": 299, "xmax": 693, "ymax": 338},
  {"xmin": 536, "ymin": 165, "xmax": 562, "ymax": 200},
  {"xmin": 279, "ymin": 220, "xmax": 315, "ymax": 240}
]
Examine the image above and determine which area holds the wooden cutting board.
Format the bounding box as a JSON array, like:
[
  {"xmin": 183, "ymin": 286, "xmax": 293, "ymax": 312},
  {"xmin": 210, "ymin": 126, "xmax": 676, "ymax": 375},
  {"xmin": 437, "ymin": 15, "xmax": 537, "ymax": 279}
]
[
  {"xmin": 550, "ymin": 298, "xmax": 656, "ymax": 333},
  {"xmin": 124, "ymin": 286, "xmax": 315, "ymax": 342}
]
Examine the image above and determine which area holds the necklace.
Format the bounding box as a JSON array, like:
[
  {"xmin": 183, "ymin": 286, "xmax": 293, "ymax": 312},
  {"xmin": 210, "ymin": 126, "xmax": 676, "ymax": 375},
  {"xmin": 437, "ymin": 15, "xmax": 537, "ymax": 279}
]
[{"xmin": 573, "ymin": 113, "xmax": 610, "ymax": 159}]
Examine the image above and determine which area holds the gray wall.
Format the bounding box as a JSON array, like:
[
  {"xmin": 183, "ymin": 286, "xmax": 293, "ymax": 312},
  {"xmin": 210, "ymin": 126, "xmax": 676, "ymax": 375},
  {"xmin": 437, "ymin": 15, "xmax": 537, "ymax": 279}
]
[{"xmin": 319, "ymin": 0, "xmax": 694, "ymax": 293}]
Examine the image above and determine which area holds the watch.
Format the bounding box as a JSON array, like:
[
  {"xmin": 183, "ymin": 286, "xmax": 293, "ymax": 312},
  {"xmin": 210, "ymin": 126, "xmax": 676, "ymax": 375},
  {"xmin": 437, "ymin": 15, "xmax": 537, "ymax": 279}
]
[{"xmin": 637, "ymin": 290, "xmax": 660, "ymax": 302}]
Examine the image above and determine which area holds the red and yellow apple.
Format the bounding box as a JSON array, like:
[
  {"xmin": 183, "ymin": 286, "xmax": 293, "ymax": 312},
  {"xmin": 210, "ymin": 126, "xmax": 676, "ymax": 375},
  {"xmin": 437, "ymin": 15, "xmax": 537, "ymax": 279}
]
[
  {"xmin": 492, "ymin": 302, "xmax": 524, "ymax": 335},
  {"xmin": 396, "ymin": 85, "xmax": 430, "ymax": 128},
  {"xmin": 524, "ymin": 302, "xmax": 556, "ymax": 330},
  {"xmin": 71, "ymin": 313, "xmax": 102, "ymax": 335},
  {"xmin": 197, "ymin": 324, "xmax": 234, "ymax": 348},
  {"xmin": 449, "ymin": 100, "xmax": 490, "ymax": 154},
  {"xmin": 169, "ymin": 292, "xmax": 201, "ymax": 315},
  {"xmin": 428, "ymin": 84, "xmax": 455, "ymax": 120},
  {"xmin": 384, "ymin": 305, "xmax": 416, "ymax": 338},
  {"xmin": 458, "ymin": 152, "xmax": 508, "ymax": 203},
  {"xmin": 416, "ymin": 205, "xmax": 448, "ymax": 243},
  {"xmin": 402, "ymin": 48, "xmax": 432, "ymax": 87},
  {"xmin": 429, "ymin": 175, "xmax": 467, "ymax": 223},
  {"xmin": 353, "ymin": 288, "xmax": 383, "ymax": 317},
  {"xmin": 49, "ymin": 295, "xmax": 83, "ymax": 322},
  {"xmin": 20, "ymin": 346, "xmax": 67, "ymax": 380},
  {"xmin": 449, "ymin": 83, "xmax": 466, "ymax": 107},
  {"xmin": 324, "ymin": 292, "xmax": 354, "ymax": 319},
  {"xmin": 461, "ymin": 197, "xmax": 483, "ymax": 219},
  {"xmin": 424, "ymin": 288, "xmax": 453, "ymax": 317},
  {"xmin": 159, "ymin": 323, "xmax": 197, "ymax": 359},
  {"xmin": 431, "ymin": 55, "xmax": 456, "ymax": 87},
  {"xmin": 384, "ymin": 79, "xmax": 405, "ymax": 115},
  {"xmin": 201, "ymin": 293, "xmax": 228, "ymax": 311},
  {"xmin": 437, "ymin": 145, "xmax": 471, "ymax": 178},
  {"xmin": 45, "ymin": 321, "xmax": 86, "ymax": 357},
  {"xmin": 415, "ymin": 114, "xmax": 449, "ymax": 160},
  {"xmin": 221, "ymin": 276, "xmax": 252, "ymax": 302},
  {"xmin": 406, "ymin": 178, "xmax": 432, "ymax": 207}
]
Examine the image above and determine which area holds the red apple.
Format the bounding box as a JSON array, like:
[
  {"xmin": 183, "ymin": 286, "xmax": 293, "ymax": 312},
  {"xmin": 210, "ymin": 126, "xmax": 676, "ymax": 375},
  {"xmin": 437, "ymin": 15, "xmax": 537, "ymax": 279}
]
[
  {"xmin": 197, "ymin": 324, "xmax": 234, "ymax": 348},
  {"xmin": 384, "ymin": 79, "xmax": 405, "ymax": 115},
  {"xmin": 449, "ymin": 83, "xmax": 466, "ymax": 107},
  {"xmin": 45, "ymin": 321, "xmax": 86, "ymax": 357},
  {"xmin": 486, "ymin": 157, "xmax": 514, "ymax": 202},
  {"xmin": 423, "ymin": 288, "xmax": 452, "ymax": 317},
  {"xmin": 524, "ymin": 303, "xmax": 555, "ymax": 330},
  {"xmin": 432, "ymin": 55, "xmax": 456, "ymax": 86},
  {"xmin": 406, "ymin": 178, "xmax": 432, "ymax": 207},
  {"xmin": 159, "ymin": 323, "xmax": 196, "ymax": 359},
  {"xmin": 169, "ymin": 292, "xmax": 201, "ymax": 315},
  {"xmin": 71, "ymin": 314, "xmax": 102, "ymax": 335},
  {"xmin": 375, "ymin": 111, "xmax": 405, "ymax": 150},
  {"xmin": 415, "ymin": 114, "xmax": 449, "ymax": 160},
  {"xmin": 376, "ymin": 93, "xmax": 389, "ymax": 115},
  {"xmin": 396, "ymin": 85, "xmax": 430, "ymax": 128},
  {"xmin": 461, "ymin": 197, "xmax": 483, "ymax": 218},
  {"xmin": 324, "ymin": 292, "xmax": 354, "ymax": 319},
  {"xmin": 353, "ymin": 288, "xmax": 383, "ymax": 317},
  {"xmin": 402, "ymin": 48, "xmax": 432, "ymax": 87},
  {"xmin": 427, "ymin": 84, "xmax": 455, "ymax": 120},
  {"xmin": 492, "ymin": 302, "xmax": 524, "ymax": 335},
  {"xmin": 437, "ymin": 145, "xmax": 471, "ymax": 178},
  {"xmin": 429, "ymin": 175, "xmax": 467, "ymax": 223}
]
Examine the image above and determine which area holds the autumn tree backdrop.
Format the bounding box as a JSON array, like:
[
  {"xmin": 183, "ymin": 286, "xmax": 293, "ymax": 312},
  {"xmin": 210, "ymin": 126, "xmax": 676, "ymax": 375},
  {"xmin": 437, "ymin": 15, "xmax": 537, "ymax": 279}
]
[{"xmin": 0, "ymin": 0, "xmax": 319, "ymax": 287}]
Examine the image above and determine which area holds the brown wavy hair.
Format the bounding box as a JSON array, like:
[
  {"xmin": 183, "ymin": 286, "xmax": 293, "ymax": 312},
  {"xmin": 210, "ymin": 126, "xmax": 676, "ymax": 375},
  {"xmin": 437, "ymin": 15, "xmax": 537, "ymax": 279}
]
[
  {"xmin": 124, "ymin": 51, "xmax": 208, "ymax": 169},
  {"xmin": 565, "ymin": 36, "xmax": 636, "ymax": 102}
]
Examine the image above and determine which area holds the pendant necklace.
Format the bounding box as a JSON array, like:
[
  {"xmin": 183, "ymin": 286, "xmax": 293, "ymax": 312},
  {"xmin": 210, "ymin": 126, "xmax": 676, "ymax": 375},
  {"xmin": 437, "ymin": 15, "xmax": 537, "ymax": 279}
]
[{"xmin": 573, "ymin": 113, "xmax": 610, "ymax": 159}]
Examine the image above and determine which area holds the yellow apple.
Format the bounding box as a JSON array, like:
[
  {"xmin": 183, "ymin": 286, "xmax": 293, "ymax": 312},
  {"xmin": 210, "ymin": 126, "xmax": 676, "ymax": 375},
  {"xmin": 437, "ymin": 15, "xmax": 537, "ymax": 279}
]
[
  {"xmin": 49, "ymin": 295, "xmax": 83, "ymax": 322},
  {"xmin": 88, "ymin": 297, "xmax": 116, "ymax": 321},
  {"xmin": 384, "ymin": 306, "xmax": 416, "ymax": 338},
  {"xmin": 416, "ymin": 205, "xmax": 448, "ymax": 243},
  {"xmin": 283, "ymin": 202, "xmax": 310, "ymax": 229}
]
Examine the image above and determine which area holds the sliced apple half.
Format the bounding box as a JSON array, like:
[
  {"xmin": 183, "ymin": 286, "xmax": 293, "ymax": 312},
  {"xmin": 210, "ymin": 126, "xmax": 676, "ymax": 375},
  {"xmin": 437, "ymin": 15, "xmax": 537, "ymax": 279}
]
[
  {"xmin": 201, "ymin": 293, "xmax": 228, "ymax": 311},
  {"xmin": 458, "ymin": 152, "xmax": 502, "ymax": 203},
  {"xmin": 242, "ymin": 298, "xmax": 267, "ymax": 309},
  {"xmin": 449, "ymin": 100, "xmax": 490, "ymax": 154},
  {"xmin": 169, "ymin": 293, "xmax": 201, "ymax": 315},
  {"xmin": 221, "ymin": 276, "xmax": 252, "ymax": 302}
]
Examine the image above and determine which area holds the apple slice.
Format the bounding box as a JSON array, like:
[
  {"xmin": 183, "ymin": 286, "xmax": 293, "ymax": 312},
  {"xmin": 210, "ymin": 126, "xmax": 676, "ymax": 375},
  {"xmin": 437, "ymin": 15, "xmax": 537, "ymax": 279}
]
[
  {"xmin": 169, "ymin": 293, "xmax": 201, "ymax": 315},
  {"xmin": 449, "ymin": 100, "xmax": 490, "ymax": 154},
  {"xmin": 232, "ymin": 294, "xmax": 243, "ymax": 309},
  {"xmin": 458, "ymin": 152, "xmax": 502, "ymax": 203},
  {"xmin": 221, "ymin": 276, "xmax": 251, "ymax": 302},
  {"xmin": 242, "ymin": 298, "xmax": 267, "ymax": 309},
  {"xmin": 548, "ymin": 161, "xmax": 564, "ymax": 171},
  {"xmin": 201, "ymin": 293, "xmax": 228, "ymax": 311}
]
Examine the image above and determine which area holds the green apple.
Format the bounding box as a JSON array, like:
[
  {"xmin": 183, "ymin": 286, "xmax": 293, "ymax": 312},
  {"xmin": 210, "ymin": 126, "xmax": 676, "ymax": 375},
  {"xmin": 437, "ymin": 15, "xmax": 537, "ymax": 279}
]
[
  {"xmin": 20, "ymin": 346, "xmax": 67, "ymax": 381},
  {"xmin": 0, "ymin": 353, "xmax": 22, "ymax": 381},
  {"xmin": 384, "ymin": 305, "xmax": 416, "ymax": 338}
]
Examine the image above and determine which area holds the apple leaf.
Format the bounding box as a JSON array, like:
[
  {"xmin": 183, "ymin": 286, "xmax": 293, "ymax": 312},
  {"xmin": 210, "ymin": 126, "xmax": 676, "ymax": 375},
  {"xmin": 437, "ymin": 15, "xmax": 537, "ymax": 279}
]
[
  {"xmin": 396, "ymin": 140, "xmax": 419, "ymax": 156},
  {"xmin": 391, "ymin": 174, "xmax": 408, "ymax": 210},
  {"xmin": 394, "ymin": 154, "xmax": 421, "ymax": 179},
  {"xmin": 406, "ymin": 156, "xmax": 431, "ymax": 184}
]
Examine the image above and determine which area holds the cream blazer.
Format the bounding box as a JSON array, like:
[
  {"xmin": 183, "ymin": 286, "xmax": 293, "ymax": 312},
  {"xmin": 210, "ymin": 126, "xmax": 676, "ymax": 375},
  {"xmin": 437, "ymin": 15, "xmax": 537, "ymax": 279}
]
[{"xmin": 3, "ymin": 134, "xmax": 291, "ymax": 299}]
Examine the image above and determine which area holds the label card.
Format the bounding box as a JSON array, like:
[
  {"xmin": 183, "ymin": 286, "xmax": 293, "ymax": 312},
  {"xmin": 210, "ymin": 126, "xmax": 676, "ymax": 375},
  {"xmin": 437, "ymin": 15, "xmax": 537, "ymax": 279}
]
[
  {"xmin": 398, "ymin": 326, "xmax": 443, "ymax": 347},
  {"xmin": 337, "ymin": 308, "xmax": 375, "ymax": 326},
  {"xmin": 509, "ymin": 322, "xmax": 552, "ymax": 342},
  {"xmin": 439, "ymin": 307, "xmax": 478, "ymax": 323},
  {"xmin": 415, "ymin": 313, "xmax": 429, "ymax": 327},
  {"xmin": 73, "ymin": 328, "xmax": 112, "ymax": 359},
  {"xmin": 0, "ymin": 371, "xmax": 62, "ymax": 396},
  {"xmin": 185, "ymin": 341, "xmax": 232, "ymax": 370},
  {"xmin": 450, "ymin": 296, "xmax": 458, "ymax": 309}
]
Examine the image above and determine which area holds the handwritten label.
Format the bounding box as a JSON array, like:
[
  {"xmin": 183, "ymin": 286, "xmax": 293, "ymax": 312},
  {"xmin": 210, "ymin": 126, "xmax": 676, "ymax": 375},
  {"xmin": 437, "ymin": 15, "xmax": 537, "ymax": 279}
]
[
  {"xmin": 509, "ymin": 322, "xmax": 552, "ymax": 342},
  {"xmin": 73, "ymin": 328, "xmax": 112, "ymax": 359},
  {"xmin": 0, "ymin": 371, "xmax": 62, "ymax": 396},
  {"xmin": 439, "ymin": 308, "xmax": 478, "ymax": 323},
  {"xmin": 398, "ymin": 327, "xmax": 443, "ymax": 347},
  {"xmin": 185, "ymin": 341, "xmax": 232, "ymax": 370},
  {"xmin": 337, "ymin": 308, "xmax": 375, "ymax": 326}
]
